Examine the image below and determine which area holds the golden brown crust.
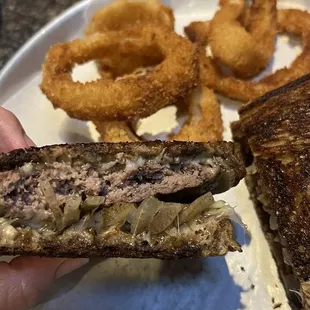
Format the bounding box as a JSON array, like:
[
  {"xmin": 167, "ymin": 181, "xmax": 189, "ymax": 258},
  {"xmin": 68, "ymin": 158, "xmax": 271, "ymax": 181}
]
[
  {"xmin": 198, "ymin": 9, "xmax": 310, "ymax": 103},
  {"xmin": 170, "ymin": 86, "xmax": 223, "ymax": 143},
  {"xmin": 184, "ymin": 21, "xmax": 210, "ymax": 45},
  {"xmin": 208, "ymin": 0, "xmax": 277, "ymax": 78},
  {"xmin": 85, "ymin": 0, "xmax": 175, "ymax": 36},
  {"xmin": 84, "ymin": 0, "xmax": 175, "ymax": 80},
  {"xmin": 40, "ymin": 28, "xmax": 199, "ymax": 121},
  {"xmin": 94, "ymin": 85, "xmax": 223, "ymax": 144},
  {"xmin": 94, "ymin": 121, "xmax": 140, "ymax": 142}
]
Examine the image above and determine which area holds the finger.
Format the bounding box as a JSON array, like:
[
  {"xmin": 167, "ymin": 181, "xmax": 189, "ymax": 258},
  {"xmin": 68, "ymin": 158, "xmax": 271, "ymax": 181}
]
[
  {"xmin": 23, "ymin": 134, "xmax": 35, "ymax": 147},
  {"xmin": 0, "ymin": 107, "xmax": 35, "ymax": 152},
  {"xmin": 0, "ymin": 256, "xmax": 89, "ymax": 310}
]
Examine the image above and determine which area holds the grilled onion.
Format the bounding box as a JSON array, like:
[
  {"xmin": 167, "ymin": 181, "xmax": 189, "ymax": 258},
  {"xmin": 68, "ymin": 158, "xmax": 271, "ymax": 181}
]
[
  {"xmin": 82, "ymin": 196, "xmax": 105, "ymax": 212},
  {"xmin": 131, "ymin": 197, "xmax": 161, "ymax": 235},
  {"xmin": 0, "ymin": 199, "xmax": 5, "ymax": 217},
  {"xmin": 40, "ymin": 181, "xmax": 63, "ymax": 231},
  {"xmin": 150, "ymin": 202, "xmax": 183, "ymax": 235},
  {"xmin": 63, "ymin": 196, "xmax": 81, "ymax": 227},
  {"xmin": 205, "ymin": 201, "xmax": 247, "ymax": 231},
  {"xmin": 102, "ymin": 203, "xmax": 136, "ymax": 230},
  {"xmin": 179, "ymin": 192, "xmax": 214, "ymax": 225}
]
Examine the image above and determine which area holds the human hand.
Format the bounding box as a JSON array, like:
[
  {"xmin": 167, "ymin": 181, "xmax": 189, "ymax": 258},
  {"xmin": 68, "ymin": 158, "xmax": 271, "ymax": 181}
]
[{"xmin": 0, "ymin": 107, "xmax": 89, "ymax": 310}]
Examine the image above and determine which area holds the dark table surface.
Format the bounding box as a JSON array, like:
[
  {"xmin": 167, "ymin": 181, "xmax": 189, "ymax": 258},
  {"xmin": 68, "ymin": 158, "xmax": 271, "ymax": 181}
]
[{"xmin": 0, "ymin": 0, "xmax": 80, "ymax": 69}]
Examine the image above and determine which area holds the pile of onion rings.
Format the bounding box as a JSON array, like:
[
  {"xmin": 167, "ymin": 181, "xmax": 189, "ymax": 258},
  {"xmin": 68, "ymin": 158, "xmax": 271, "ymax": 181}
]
[
  {"xmin": 40, "ymin": 0, "xmax": 310, "ymax": 144},
  {"xmin": 187, "ymin": 8, "xmax": 310, "ymax": 103},
  {"xmin": 84, "ymin": 0, "xmax": 223, "ymax": 143}
]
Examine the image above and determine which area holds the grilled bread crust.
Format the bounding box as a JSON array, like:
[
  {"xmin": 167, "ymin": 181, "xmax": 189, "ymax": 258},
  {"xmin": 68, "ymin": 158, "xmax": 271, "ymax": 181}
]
[
  {"xmin": 232, "ymin": 73, "xmax": 310, "ymax": 308},
  {"xmin": 0, "ymin": 217, "xmax": 240, "ymax": 259}
]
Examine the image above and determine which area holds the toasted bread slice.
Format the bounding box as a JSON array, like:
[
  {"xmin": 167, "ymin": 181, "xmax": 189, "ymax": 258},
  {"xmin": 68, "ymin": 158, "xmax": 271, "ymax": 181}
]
[
  {"xmin": 0, "ymin": 141, "xmax": 245, "ymax": 259},
  {"xmin": 232, "ymin": 73, "xmax": 310, "ymax": 309}
]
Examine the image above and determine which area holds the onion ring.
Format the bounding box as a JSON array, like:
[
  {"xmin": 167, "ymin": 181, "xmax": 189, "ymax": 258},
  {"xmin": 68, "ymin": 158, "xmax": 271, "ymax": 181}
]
[
  {"xmin": 85, "ymin": 0, "xmax": 174, "ymax": 35},
  {"xmin": 184, "ymin": 21, "xmax": 210, "ymax": 46},
  {"xmin": 94, "ymin": 121, "xmax": 139, "ymax": 142},
  {"xmin": 208, "ymin": 0, "xmax": 277, "ymax": 78},
  {"xmin": 169, "ymin": 86, "xmax": 223, "ymax": 143},
  {"xmin": 94, "ymin": 68, "xmax": 153, "ymax": 143},
  {"xmin": 95, "ymin": 84, "xmax": 223, "ymax": 144},
  {"xmin": 96, "ymin": 51, "xmax": 163, "ymax": 80},
  {"xmin": 40, "ymin": 28, "xmax": 199, "ymax": 121},
  {"xmin": 189, "ymin": 9, "xmax": 310, "ymax": 102},
  {"xmin": 94, "ymin": 53, "xmax": 223, "ymax": 143},
  {"xmin": 85, "ymin": 0, "xmax": 175, "ymax": 79}
]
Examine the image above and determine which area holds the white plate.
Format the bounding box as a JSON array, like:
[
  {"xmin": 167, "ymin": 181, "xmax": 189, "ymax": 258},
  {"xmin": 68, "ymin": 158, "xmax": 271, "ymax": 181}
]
[{"xmin": 0, "ymin": 1, "xmax": 308, "ymax": 309}]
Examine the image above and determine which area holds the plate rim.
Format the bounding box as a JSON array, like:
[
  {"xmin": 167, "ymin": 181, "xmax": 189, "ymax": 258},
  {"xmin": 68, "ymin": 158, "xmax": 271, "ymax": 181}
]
[{"xmin": 0, "ymin": 0, "xmax": 88, "ymax": 89}]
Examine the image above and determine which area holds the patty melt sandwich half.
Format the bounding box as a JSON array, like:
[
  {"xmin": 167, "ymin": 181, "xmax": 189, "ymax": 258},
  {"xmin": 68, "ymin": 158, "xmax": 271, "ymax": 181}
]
[
  {"xmin": 0, "ymin": 141, "xmax": 245, "ymax": 260},
  {"xmin": 232, "ymin": 74, "xmax": 310, "ymax": 310}
]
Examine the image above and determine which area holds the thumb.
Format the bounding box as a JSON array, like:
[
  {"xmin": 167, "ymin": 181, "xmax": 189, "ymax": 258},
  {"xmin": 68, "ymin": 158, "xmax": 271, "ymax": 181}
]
[
  {"xmin": 0, "ymin": 256, "xmax": 89, "ymax": 310},
  {"xmin": 0, "ymin": 107, "xmax": 35, "ymax": 153}
]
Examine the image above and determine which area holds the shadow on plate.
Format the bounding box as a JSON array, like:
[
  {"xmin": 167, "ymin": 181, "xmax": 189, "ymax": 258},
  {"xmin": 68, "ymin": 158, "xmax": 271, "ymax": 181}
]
[
  {"xmin": 159, "ymin": 257, "xmax": 246, "ymax": 310},
  {"xmin": 234, "ymin": 218, "xmax": 251, "ymax": 248},
  {"xmin": 59, "ymin": 117, "xmax": 94, "ymax": 143},
  {"xmin": 32, "ymin": 255, "xmax": 246, "ymax": 310}
]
